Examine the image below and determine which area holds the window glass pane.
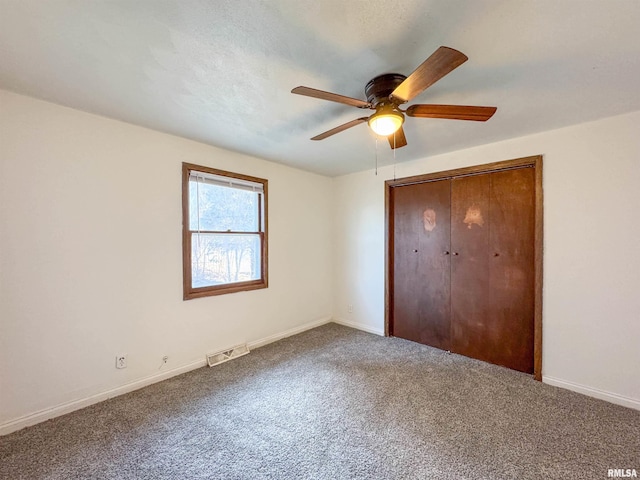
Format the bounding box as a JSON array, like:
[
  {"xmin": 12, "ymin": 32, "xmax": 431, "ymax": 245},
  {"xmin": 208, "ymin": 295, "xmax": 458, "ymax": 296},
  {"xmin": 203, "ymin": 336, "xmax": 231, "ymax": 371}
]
[
  {"xmin": 191, "ymin": 233, "xmax": 261, "ymax": 288},
  {"xmin": 189, "ymin": 180, "xmax": 259, "ymax": 232}
]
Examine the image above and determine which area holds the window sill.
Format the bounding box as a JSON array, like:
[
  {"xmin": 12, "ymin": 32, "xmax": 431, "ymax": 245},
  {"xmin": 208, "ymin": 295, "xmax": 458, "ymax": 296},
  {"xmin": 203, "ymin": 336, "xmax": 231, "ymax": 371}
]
[{"xmin": 183, "ymin": 279, "xmax": 268, "ymax": 300}]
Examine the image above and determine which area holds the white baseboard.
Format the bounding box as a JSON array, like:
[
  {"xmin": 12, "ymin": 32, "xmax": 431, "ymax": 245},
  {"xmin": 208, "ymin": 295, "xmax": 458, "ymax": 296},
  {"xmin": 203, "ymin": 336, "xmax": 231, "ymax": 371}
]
[
  {"xmin": 543, "ymin": 375, "xmax": 640, "ymax": 411},
  {"xmin": 332, "ymin": 317, "xmax": 385, "ymax": 336},
  {"xmin": 0, "ymin": 316, "xmax": 332, "ymax": 436},
  {"xmin": 0, "ymin": 359, "xmax": 207, "ymax": 436},
  {"xmin": 248, "ymin": 316, "xmax": 332, "ymax": 349}
]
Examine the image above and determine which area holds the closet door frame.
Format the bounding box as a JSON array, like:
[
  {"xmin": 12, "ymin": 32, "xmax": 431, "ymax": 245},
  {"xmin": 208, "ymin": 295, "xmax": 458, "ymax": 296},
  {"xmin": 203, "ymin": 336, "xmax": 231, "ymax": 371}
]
[{"xmin": 385, "ymin": 155, "xmax": 543, "ymax": 381}]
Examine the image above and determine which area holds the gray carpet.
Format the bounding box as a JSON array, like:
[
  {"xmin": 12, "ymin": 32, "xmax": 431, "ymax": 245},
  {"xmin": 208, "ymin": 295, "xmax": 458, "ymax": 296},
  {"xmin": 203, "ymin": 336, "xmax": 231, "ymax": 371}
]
[{"xmin": 1, "ymin": 323, "xmax": 638, "ymax": 480}]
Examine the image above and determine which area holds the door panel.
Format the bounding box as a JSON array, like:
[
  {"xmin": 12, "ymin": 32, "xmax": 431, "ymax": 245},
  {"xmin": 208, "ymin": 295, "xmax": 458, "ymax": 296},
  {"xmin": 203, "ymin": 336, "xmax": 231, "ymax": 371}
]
[
  {"xmin": 489, "ymin": 168, "xmax": 535, "ymax": 373},
  {"xmin": 450, "ymin": 174, "xmax": 492, "ymax": 360},
  {"xmin": 392, "ymin": 180, "xmax": 451, "ymax": 350}
]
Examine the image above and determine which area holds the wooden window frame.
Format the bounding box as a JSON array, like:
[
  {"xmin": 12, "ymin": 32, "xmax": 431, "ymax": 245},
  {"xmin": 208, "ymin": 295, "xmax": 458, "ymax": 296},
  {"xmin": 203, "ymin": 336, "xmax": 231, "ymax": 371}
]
[
  {"xmin": 384, "ymin": 155, "xmax": 543, "ymax": 380},
  {"xmin": 182, "ymin": 163, "xmax": 268, "ymax": 300}
]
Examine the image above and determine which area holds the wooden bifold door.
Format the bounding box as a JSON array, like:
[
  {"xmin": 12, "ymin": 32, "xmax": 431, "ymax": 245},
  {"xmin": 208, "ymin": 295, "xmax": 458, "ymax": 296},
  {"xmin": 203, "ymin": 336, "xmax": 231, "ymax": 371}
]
[{"xmin": 386, "ymin": 157, "xmax": 542, "ymax": 378}]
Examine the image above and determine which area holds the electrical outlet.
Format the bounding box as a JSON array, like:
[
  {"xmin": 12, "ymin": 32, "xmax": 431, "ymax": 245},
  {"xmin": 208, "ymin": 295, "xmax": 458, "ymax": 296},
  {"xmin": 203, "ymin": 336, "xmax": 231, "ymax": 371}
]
[
  {"xmin": 348, "ymin": 304, "xmax": 353, "ymax": 313},
  {"xmin": 116, "ymin": 354, "xmax": 127, "ymax": 369}
]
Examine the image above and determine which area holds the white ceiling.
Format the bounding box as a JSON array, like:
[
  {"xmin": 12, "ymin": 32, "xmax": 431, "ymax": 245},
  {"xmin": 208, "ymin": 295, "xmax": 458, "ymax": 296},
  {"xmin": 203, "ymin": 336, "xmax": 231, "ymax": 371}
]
[{"xmin": 1, "ymin": 1, "xmax": 639, "ymax": 176}]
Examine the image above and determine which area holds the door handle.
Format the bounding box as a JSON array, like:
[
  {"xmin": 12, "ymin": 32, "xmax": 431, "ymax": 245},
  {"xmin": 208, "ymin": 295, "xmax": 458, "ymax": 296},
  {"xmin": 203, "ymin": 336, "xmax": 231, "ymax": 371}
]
[
  {"xmin": 444, "ymin": 251, "xmax": 450, "ymax": 255},
  {"xmin": 452, "ymin": 252, "xmax": 459, "ymax": 256}
]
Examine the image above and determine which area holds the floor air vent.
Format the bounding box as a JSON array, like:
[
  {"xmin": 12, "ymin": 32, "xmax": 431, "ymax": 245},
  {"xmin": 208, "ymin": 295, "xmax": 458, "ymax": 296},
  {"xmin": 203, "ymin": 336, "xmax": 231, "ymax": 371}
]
[{"xmin": 206, "ymin": 344, "xmax": 250, "ymax": 367}]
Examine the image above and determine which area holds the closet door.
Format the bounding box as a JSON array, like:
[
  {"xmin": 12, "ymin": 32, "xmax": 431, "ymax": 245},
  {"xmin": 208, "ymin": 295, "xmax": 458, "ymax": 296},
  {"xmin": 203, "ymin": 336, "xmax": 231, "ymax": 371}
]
[
  {"xmin": 450, "ymin": 168, "xmax": 535, "ymax": 373},
  {"xmin": 450, "ymin": 174, "xmax": 492, "ymax": 361},
  {"xmin": 392, "ymin": 180, "xmax": 451, "ymax": 350},
  {"xmin": 488, "ymin": 168, "xmax": 535, "ymax": 373}
]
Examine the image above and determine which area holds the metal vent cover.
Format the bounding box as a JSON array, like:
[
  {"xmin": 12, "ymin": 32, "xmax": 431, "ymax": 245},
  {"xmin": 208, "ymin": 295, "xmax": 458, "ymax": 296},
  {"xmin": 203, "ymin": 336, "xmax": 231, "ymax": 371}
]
[{"xmin": 206, "ymin": 344, "xmax": 250, "ymax": 367}]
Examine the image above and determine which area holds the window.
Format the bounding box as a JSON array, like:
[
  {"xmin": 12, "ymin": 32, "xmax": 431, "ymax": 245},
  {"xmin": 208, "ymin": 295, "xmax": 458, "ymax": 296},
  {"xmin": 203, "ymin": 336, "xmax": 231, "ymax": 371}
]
[{"xmin": 182, "ymin": 163, "xmax": 268, "ymax": 299}]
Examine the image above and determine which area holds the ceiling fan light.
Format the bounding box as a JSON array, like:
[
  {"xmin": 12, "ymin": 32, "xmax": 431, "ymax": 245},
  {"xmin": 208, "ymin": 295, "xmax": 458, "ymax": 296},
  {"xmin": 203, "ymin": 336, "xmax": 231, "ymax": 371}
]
[{"xmin": 368, "ymin": 110, "xmax": 404, "ymax": 136}]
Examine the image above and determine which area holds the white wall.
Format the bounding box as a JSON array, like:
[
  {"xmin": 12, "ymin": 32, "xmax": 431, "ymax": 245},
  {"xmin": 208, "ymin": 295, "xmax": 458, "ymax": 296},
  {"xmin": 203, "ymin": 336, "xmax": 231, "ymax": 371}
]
[
  {"xmin": 333, "ymin": 110, "xmax": 640, "ymax": 409},
  {"xmin": 0, "ymin": 90, "xmax": 333, "ymax": 432},
  {"xmin": 2, "ymin": 89, "xmax": 638, "ymax": 435}
]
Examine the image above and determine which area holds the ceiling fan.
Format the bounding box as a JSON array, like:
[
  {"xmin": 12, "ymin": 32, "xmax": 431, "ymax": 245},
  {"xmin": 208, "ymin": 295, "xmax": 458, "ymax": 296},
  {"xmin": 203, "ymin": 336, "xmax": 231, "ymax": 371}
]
[{"xmin": 291, "ymin": 46, "xmax": 496, "ymax": 149}]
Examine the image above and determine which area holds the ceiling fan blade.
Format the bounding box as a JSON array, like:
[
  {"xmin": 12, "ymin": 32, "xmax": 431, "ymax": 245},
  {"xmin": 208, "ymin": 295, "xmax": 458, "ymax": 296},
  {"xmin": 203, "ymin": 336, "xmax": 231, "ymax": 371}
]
[
  {"xmin": 311, "ymin": 117, "xmax": 369, "ymax": 140},
  {"xmin": 292, "ymin": 86, "xmax": 371, "ymax": 108},
  {"xmin": 406, "ymin": 104, "xmax": 497, "ymax": 121},
  {"xmin": 387, "ymin": 126, "xmax": 407, "ymax": 149},
  {"xmin": 390, "ymin": 46, "xmax": 468, "ymax": 104}
]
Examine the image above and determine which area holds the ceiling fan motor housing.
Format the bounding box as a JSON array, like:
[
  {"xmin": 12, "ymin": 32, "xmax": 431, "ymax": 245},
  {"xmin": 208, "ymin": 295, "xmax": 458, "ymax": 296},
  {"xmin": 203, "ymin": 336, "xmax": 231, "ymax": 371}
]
[{"xmin": 365, "ymin": 73, "xmax": 407, "ymax": 106}]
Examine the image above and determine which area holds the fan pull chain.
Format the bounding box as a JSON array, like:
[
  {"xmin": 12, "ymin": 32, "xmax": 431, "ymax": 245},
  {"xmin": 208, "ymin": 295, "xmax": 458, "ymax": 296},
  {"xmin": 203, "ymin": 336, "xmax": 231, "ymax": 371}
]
[
  {"xmin": 375, "ymin": 137, "xmax": 378, "ymax": 176},
  {"xmin": 393, "ymin": 131, "xmax": 397, "ymax": 180}
]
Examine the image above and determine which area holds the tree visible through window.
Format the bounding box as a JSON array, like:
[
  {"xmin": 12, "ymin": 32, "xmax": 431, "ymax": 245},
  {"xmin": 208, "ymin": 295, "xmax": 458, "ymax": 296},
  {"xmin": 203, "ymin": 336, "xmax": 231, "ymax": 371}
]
[{"xmin": 182, "ymin": 163, "xmax": 268, "ymax": 299}]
